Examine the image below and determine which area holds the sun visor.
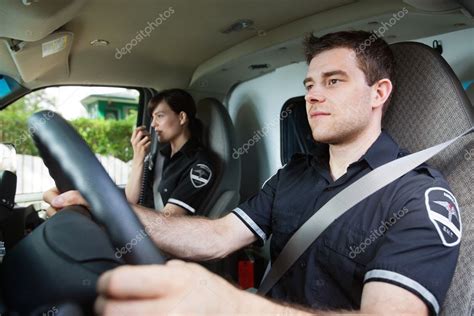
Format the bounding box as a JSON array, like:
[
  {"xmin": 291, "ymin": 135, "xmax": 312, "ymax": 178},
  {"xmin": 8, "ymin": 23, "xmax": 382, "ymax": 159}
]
[
  {"xmin": 9, "ymin": 32, "xmax": 73, "ymax": 83},
  {"xmin": 0, "ymin": 0, "xmax": 86, "ymax": 42}
]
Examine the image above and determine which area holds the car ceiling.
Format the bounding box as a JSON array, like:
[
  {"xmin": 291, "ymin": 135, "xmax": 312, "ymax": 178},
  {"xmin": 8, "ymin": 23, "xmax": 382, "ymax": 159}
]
[{"xmin": 0, "ymin": 0, "xmax": 473, "ymax": 99}]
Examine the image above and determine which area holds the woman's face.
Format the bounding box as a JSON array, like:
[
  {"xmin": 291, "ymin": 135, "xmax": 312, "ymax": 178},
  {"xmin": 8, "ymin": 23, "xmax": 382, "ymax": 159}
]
[{"xmin": 150, "ymin": 101, "xmax": 185, "ymax": 143}]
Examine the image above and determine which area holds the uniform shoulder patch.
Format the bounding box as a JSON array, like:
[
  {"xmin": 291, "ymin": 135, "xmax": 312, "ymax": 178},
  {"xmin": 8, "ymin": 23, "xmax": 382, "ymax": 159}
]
[
  {"xmin": 425, "ymin": 187, "xmax": 462, "ymax": 247},
  {"xmin": 189, "ymin": 163, "xmax": 212, "ymax": 188}
]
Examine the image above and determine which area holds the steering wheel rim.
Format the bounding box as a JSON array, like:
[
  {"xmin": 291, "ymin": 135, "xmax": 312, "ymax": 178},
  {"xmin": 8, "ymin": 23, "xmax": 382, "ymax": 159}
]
[{"xmin": 28, "ymin": 110, "xmax": 165, "ymax": 264}]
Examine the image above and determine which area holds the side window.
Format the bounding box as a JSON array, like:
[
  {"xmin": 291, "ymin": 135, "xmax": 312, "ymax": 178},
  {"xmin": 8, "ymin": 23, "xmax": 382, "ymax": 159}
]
[
  {"xmin": 0, "ymin": 86, "xmax": 141, "ymax": 207},
  {"xmin": 463, "ymin": 81, "xmax": 473, "ymax": 108},
  {"xmin": 280, "ymin": 96, "xmax": 317, "ymax": 164}
]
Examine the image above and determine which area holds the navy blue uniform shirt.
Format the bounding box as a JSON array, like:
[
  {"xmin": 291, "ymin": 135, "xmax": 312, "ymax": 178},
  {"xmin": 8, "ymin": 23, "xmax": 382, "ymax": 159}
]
[
  {"xmin": 232, "ymin": 131, "xmax": 461, "ymax": 315},
  {"xmin": 147, "ymin": 137, "xmax": 215, "ymax": 215}
]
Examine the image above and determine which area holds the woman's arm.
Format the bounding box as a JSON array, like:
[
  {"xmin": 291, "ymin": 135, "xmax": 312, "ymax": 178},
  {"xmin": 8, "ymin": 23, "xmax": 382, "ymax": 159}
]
[{"xmin": 125, "ymin": 126, "xmax": 151, "ymax": 203}]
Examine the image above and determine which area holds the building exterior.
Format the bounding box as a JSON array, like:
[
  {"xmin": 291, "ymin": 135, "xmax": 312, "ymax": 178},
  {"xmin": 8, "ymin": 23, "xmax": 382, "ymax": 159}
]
[{"xmin": 81, "ymin": 92, "xmax": 138, "ymax": 120}]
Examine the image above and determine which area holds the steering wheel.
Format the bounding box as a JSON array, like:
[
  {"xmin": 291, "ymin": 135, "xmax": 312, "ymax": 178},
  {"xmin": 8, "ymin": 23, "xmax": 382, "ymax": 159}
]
[{"xmin": 28, "ymin": 110, "xmax": 165, "ymax": 264}]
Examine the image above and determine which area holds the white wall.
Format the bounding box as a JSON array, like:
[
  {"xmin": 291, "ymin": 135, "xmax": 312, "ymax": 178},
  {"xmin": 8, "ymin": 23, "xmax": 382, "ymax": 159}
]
[
  {"xmin": 227, "ymin": 62, "xmax": 307, "ymax": 200},
  {"xmin": 14, "ymin": 154, "xmax": 130, "ymax": 201},
  {"xmin": 227, "ymin": 28, "xmax": 474, "ymax": 201},
  {"xmin": 414, "ymin": 28, "xmax": 474, "ymax": 82}
]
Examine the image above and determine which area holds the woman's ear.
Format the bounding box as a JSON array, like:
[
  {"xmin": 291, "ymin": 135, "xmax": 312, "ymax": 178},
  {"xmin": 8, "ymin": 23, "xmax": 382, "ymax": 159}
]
[{"xmin": 179, "ymin": 111, "xmax": 188, "ymax": 126}]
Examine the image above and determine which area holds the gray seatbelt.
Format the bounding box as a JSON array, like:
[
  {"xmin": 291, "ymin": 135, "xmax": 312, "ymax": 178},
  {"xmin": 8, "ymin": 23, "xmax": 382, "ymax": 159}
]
[
  {"xmin": 257, "ymin": 127, "xmax": 473, "ymax": 295},
  {"xmin": 153, "ymin": 152, "xmax": 165, "ymax": 211}
]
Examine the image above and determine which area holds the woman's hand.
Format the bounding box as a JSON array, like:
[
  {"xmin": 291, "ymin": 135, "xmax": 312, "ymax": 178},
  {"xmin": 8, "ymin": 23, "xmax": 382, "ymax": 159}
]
[
  {"xmin": 126, "ymin": 126, "xmax": 151, "ymax": 203},
  {"xmin": 130, "ymin": 126, "xmax": 151, "ymax": 163}
]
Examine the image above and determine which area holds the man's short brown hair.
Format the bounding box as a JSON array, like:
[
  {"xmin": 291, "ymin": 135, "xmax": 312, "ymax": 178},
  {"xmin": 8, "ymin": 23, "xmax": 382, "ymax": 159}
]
[{"xmin": 303, "ymin": 31, "xmax": 395, "ymax": 113}]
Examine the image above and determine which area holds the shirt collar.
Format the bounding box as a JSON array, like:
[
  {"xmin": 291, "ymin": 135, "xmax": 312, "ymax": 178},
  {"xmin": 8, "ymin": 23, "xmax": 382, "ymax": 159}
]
[
  {"xmin": 362, "ymin": 130, "xmax": 400, "ymax": 169},
  {"xmin": 310, "ymin": 130, "xmax": 400, "ymax": 170},
  {"xmin": 159, "ymin": 137, "xmax": 201, "ymax": 159}
]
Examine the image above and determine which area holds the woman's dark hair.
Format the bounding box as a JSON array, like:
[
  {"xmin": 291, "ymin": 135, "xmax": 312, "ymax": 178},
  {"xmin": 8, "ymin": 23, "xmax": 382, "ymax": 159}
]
[{"xmin": 148, "ymin": 88, "xmax": 203, "ymax": 141}]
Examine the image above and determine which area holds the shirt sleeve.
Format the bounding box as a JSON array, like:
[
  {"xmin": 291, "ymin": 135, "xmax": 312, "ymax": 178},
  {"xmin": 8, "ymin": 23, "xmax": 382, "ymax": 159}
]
[
  {"xmin": 167, "ymin": 160, "xmax": 215, "ymax": 215},
  {"xmin": 364, "ymin": 178, "xmax": 461, "ymax": 315},
  {"xmin": 232, "ymin": 167, "xmax": 283, "ymax": 246}
]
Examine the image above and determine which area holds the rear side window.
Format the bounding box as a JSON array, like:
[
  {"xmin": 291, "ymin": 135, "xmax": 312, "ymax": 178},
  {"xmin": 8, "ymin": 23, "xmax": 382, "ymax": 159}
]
[{"xmin": 280, "ymin": 96, "xmax": 317, "ymax": 164}]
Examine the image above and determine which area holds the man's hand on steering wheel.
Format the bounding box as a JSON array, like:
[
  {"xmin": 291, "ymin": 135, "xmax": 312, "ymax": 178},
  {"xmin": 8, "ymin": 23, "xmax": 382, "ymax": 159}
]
[
  {"xmin": 43, "ymin": 187, "xmax": 90, "ymax": 217},
  {"xmin": 94, "ymin": 260, "xmax": 273, "ymax": 315}
]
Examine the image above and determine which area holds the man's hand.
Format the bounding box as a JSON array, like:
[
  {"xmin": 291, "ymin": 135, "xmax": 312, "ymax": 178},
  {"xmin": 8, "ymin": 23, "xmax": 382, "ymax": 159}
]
[
  {"xmin": 94, "ymin": 260, "xmax": 298, "ymax": 315},
  {"xmin": 95, "ymin": 260, "xmax": 249, "ymax": 315},
  {"xmin": 94, "ymin": 259, "xmax": 429, "ymax": 315},
  {"xmin": 130, "ymin": 126, "xmax": 151, "ymax": 163},
  {"xmin": 43, "ymin": 187, "xmax": 89, "ymax": 217}
]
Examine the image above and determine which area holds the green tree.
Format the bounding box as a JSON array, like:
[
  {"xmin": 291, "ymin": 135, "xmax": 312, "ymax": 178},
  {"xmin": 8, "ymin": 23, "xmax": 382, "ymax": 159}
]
[
  {"xmin": 0, "ymin": 93, "xmax": 136, "ymax": 162},
  {"xmin": 71, "ymin": 113, "xmax": 136, "ymax": 161},
  {"xmin": 24, "ymin": 90, "xmax": 57, "ymax": 112}
]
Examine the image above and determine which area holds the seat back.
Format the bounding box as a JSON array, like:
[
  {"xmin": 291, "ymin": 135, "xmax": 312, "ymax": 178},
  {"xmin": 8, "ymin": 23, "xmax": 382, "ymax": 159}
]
[
  {"xmin": 466, "ymin": 83, "xmax": 474, "ymax": 108},
  {"xmin": 383, "ymin": 42, "xmax": 474, "ymax": 316},
  {"xmin": 196, "ymin": 98, "xmax": 241, "ymax": 218}
]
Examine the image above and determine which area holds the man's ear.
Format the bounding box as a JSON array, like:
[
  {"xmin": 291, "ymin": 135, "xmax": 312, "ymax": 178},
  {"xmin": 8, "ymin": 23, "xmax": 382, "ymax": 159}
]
[{"xmin": 372, "ymin": 78, "xmax": 393, "ymax": 110}]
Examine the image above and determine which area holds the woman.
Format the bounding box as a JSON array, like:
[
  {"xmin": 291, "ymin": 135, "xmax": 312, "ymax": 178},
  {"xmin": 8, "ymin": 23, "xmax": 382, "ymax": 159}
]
[
  {"xmin": 44, "ymin": 89, "xmax": 215, "ymax": 218},
  {"xmin": 125, "ymin": 89, "xmax": 215, "ymax": 216}
]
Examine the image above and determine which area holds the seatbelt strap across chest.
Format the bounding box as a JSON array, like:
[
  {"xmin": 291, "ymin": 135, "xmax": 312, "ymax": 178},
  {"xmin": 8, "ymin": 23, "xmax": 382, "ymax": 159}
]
[
  {"xmin": 257, "ymin": 127, "xmax": 473, "ymax": 295},
  {"xmin": 153, "ymin": 152, "xmax": 165, "ymax": 210}
]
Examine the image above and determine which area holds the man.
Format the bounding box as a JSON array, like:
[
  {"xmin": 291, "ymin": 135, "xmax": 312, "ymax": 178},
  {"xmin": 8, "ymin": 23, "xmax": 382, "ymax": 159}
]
[{"xmin": 46, "ymin": 31, "xmax": 460, "ymax": 315}]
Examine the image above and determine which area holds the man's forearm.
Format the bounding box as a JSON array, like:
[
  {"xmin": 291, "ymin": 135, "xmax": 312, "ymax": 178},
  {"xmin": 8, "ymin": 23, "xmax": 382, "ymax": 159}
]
[
  {"xmin": 234, "ymin": 289, "xmax": 356, "ymax": 315},
  {"xmin": 131, "ymin": 204, "xmax": 228, "ymax": 261}
]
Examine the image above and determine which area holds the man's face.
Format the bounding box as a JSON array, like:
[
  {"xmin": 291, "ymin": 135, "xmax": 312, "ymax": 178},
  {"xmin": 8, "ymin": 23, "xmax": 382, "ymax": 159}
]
[{"xmin": 304, "ymin": 47, "xmax": 374, "ymax": 145}]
